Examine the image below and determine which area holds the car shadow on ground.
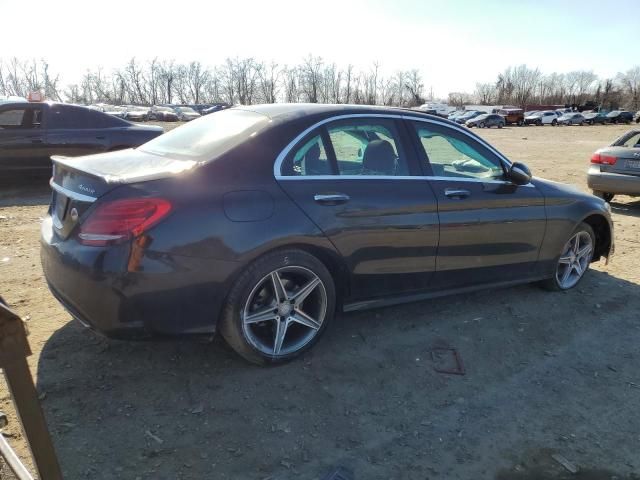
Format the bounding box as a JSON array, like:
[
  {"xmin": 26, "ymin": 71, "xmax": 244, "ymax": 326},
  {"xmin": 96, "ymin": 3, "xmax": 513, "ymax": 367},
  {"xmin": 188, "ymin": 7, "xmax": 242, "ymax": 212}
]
[
  {"xmin": 36, "ymin": 268, "xmax": 640, "ymax": 479},
  {"xmin": 0, "ymin": 181, "xmax": 50, "ymax": 207},
  {"xmin": 610, "ymin": 198, "xmax": 640, "ymax": 218}
]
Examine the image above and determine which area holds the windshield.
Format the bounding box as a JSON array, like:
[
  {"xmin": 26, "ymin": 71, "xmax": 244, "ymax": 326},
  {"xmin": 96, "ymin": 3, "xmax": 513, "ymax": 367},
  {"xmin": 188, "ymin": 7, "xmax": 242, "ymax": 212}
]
[{"xmin": 139, "ymin": 108, "xmax": 269, "ymax": 161}]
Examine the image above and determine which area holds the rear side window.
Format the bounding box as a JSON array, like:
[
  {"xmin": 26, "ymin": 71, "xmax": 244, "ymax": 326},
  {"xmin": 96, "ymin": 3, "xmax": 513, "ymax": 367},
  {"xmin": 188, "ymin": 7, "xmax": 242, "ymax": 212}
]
[
  {"xmin": 0, "ymin": 108, "xmax": 42, "ymax": 129},
  {"xmin": 328, "ymin": 119, "xmax": 408, "ymax": 176},
  {"xmin": 139, "ymin": 109, "xmax": 269, "ymax": 161},
  {"xmin": 281, "ymin": 117, "xmax": 409, "ymax": 177},
  {"xmin": 0, "ymin": 109, "xmax": 25, "ymax": 128},
  {"xmin": 49, "ymin": 105, "xmax": 123, "ymax": 129}
]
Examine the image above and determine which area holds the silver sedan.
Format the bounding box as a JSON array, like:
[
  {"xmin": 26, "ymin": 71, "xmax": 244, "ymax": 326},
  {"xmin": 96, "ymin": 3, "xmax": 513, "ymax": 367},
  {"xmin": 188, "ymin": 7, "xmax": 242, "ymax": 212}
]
[{"xmin": 588, "ymin": 129, "xmax": 640, "ymax": 202}]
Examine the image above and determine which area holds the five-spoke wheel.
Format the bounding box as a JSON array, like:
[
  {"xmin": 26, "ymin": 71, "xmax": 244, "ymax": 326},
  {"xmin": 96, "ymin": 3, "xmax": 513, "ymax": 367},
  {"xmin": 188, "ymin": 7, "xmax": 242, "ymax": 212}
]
[
  {"xmin": 219, "ymin": 249, "xmax": 335, "ymax": 365},
  {"xmin": 242, "ymin": 267, "xmax": 327, "ymax": 356},
  {"xmin": 541, "ymin": 223, "xmax": 595, "ymax": 291}
]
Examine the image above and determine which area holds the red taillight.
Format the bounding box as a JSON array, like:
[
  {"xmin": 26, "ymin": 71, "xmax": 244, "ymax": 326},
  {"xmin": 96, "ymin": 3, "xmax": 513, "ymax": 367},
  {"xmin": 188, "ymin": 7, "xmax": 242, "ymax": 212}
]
[
  {"xmin": 78, "ymin": 198, "xmax": 172, "ymax": 246},
  {"xmin": 591, "ymin": 153, "xmax": 617, "ymax": 165}
]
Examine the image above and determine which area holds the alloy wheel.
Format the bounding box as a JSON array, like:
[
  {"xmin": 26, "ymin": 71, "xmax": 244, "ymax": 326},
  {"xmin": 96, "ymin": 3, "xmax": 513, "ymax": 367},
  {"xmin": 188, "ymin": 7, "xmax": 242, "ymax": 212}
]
[
  {"xmin": 241, "ymin": 266, "xmax": 327, "ymax": 356},
  {"xmin": 556, "ymin": 231, "xmax": 593, "ymax": 289}
]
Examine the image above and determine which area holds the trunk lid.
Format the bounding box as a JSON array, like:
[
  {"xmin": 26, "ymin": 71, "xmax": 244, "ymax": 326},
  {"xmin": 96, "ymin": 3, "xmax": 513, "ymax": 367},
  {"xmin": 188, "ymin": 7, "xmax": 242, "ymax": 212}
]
[
  {"xmin": 49, "ymin": 149, "xmax": 197, "ymax": 239},
  {"xmin": 597, "ymin": 146, "xmax": 640, "ymax": 176}
]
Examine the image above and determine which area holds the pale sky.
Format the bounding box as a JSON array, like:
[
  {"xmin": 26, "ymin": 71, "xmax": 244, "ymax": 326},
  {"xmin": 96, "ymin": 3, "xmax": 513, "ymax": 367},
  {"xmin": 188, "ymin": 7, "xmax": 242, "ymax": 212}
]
[{"xmin": 1, "ymin": 0, "xmax": 638, "ymax": 98}]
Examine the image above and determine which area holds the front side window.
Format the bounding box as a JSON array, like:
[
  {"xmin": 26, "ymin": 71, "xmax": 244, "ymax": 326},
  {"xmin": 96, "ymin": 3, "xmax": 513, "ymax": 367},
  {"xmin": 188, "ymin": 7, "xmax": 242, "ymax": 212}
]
[{"xmin": 411, "ymin": 122, "xmax": 505, "ymax": 180}]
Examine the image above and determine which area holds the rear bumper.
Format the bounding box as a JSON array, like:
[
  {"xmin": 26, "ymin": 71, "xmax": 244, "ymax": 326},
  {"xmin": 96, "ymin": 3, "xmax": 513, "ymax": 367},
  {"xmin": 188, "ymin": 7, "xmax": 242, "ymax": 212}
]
[
  {"xmin": 40, "ymin": 216, "xmax": 241, "ymax": 338},
  {"xmin": 587, "ymin": 168, "xmax": 640, "ymax": 196}
]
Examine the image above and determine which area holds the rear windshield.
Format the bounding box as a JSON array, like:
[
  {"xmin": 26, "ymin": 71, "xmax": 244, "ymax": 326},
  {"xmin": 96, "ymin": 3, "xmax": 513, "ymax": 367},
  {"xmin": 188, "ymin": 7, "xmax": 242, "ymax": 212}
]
[{"xmin": 139, "ymin": 109, "xmax": 269, "ymax": 161}]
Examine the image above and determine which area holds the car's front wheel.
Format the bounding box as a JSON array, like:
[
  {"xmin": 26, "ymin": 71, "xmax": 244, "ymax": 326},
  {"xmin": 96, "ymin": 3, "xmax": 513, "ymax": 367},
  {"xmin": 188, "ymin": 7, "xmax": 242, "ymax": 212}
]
[
  {"xmin": 540, "ymin": 223, "xmax": 595, "ymax": 291},
  {"xmin": 219, "ymin": 249, "xmax": 335, "ymax": 365},
  {"xmin": 479, "ymin": 122, "xmax": 485, "ymax": 128}
]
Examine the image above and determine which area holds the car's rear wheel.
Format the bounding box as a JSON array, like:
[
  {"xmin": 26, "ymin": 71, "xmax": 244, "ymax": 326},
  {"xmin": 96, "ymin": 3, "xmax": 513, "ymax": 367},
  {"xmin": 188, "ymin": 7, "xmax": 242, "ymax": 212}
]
[
  {"xmin": 552, "ymin": 119, "xmax": 557, "ymax": 126},
  {"xmin": 498, "ymin": 122, "xmax": 503, "ymax": 129},
  {"xmin": 593, "ymin": 190, "xmax": 615, "ymax": 202},
  {"xmin": 540, "ymin": 223, "xmax": 595, "ymax": 291},
  {"xmin": 219, "ymin": 249, "xmax": 335, "ymax": 365},
  {"xmin": 479, "ymin": 122, "xmax": 485, "ymax": 128}
]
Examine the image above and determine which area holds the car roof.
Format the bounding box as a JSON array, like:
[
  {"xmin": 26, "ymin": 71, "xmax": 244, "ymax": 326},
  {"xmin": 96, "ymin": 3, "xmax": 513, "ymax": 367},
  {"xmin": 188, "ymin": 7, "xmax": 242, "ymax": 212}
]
[{"xmin": 234, "ymin": 103, "xmax": 455, "ymax": 125}]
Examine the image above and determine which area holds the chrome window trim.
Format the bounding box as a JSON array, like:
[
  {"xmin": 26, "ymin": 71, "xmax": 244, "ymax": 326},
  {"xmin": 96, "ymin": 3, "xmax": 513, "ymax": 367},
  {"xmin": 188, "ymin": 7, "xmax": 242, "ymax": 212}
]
[
  {"xmin": 276, "ymin": 174, "xmax": 534, "ymax": 187},
  {"xmin": 273, "ymin": 113, "xmax": 514, "ymax": 179},
  {"xmin": 49, "ymin": 179, "xmax": 97, "ymax": 203}
]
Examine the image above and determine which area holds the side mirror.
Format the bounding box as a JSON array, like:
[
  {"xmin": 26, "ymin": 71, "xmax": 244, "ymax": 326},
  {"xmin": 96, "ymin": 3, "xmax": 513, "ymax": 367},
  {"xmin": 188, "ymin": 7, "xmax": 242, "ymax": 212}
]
[{"xmin": 508, "ymin": 162, "xmax": 532, "ymax": 185}]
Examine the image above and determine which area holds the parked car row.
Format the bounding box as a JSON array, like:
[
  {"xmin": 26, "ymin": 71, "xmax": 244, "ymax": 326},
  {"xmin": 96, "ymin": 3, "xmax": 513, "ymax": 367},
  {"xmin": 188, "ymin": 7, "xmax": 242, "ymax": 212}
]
[
  {"xmin": 87, "ymin": 103, "xmax": 231, "ymax": 122},
  {"xmin": 449, "ymin": 108, "xmax": 639, "ymax": 128}
]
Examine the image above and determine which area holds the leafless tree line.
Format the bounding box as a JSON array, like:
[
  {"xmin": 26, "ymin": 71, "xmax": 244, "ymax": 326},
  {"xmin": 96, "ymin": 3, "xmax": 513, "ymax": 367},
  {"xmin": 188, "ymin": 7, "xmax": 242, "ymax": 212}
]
[
  {"xmin": 0, "ymin": 56, "xmax": 427, "ymax": 108},
  {"xmin": 470, "ymin": 64, "xmax": 640, "ymax": 110},
  {"xmin": 2, "ymin": 58, "xmax": 639, "ymax": 111}
]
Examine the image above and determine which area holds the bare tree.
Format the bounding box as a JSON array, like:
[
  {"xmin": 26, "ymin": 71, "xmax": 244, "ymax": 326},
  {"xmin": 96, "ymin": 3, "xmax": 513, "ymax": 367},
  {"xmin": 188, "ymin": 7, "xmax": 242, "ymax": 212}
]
[
  {"xmin": 257, "ymin": 61, "xmax": 281, "ymax": 104},
  {"xmin": 617, "ymin": 66, "xmax": 640, "ymax": 111},
  {"xmin": 300, "ymin": 55, "xmax": 323, "ymax": 103},
  {"xmin": 474, "ymin": 82, "xmax": 495, "ymax": 104},
  {"xmin": 404, "ymin": 69, "xmax": 424, "ymax": 107}
]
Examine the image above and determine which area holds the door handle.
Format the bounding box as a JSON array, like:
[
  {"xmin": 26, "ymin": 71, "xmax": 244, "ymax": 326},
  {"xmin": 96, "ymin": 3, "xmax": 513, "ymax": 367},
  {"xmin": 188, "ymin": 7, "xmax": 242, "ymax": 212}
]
[
  {"xmin": 31, "ymin": 138, "xmax": 44, "ymax": 144},
  {"xmin": 314, "ymin": 193, "xmax": 350, "ymax": 205},
  {"xmin": 444, "ymin": 188, "xmax": 471, "ymax": 199}
]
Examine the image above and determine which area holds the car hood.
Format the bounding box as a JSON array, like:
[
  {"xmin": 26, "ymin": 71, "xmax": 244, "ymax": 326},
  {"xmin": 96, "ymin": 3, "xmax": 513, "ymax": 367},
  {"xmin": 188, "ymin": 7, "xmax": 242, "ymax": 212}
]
[{"xmin": 51, "ymin": 147, "xmax": 195, "ymax": 184}]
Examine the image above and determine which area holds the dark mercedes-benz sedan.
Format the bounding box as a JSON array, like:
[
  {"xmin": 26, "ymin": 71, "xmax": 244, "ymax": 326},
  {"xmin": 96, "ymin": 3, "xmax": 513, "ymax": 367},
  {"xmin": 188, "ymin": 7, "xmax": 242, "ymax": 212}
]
[
  {"xmin": 41, "ymin": 104, "xmax": 614, "ymax": 365},
  {"xmin": 0, "ymin": 101, "xmax": 163, "ymax": 180}
]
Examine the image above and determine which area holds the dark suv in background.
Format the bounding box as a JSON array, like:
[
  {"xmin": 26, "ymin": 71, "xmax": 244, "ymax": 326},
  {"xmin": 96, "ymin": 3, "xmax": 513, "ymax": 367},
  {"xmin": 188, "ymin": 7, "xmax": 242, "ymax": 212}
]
[
  {"xmin": 497, "ymin": 108, "xmax": 524, "ymax": 126},
  {"xmin": 0, "ymin": 102, "xmax": 163, "ymax": 181}
]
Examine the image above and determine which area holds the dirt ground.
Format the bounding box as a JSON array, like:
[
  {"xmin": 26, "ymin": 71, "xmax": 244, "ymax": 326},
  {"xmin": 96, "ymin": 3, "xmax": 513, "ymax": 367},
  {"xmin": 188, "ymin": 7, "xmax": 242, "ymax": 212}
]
[{"xmin": 1, "ymin": 123, "xmax": 640, "ymax": 479}]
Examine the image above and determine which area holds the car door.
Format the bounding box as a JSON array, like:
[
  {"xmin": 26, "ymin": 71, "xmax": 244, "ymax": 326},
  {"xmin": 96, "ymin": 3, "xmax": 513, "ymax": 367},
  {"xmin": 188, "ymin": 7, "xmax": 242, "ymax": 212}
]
[
  {"xmin": 46, "ymin": 104, "xmax": 111, "ymax": 158},
  {"xmin": 0, "ymin": 104, "xmax": 49, "ymax": 177},
  {"xmin": 406, "ymin": 118, "xmax": 546, "ymax": 289},
  {"xmin": 276, "ymin": 115, "xmax": 439, "ymax": 301}
]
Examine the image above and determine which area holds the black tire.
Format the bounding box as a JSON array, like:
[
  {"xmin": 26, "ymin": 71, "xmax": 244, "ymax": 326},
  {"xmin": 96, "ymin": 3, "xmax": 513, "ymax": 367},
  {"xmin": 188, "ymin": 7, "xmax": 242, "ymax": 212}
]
[
  {"xmin": 497, "ymin": 122, "xmax": 503, "ymax": 129},
  {"xmin": 552, "ymin": 119, "xmax": 557, "ymax": 126},
  {"xmin": 593, "ymin": 190, "xmax": 615, "ymax": 202},
  {"xmin": 537, "ymin": 120, "xmax": 542, "ymax": 126},
  {"xmin": 218, "ymin": 249, "xmax": 336, "ymax": 365},
  {"xmin": 539, "ymin": 222, "xmax": 595, "ymax": 292},
  {"xmin": 479, "ymin": 122, "xmax": 486, "ymax": 128},
  {"xmin": 517, "ymin": 120, "xmax": 524, "ymax": 126}
]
